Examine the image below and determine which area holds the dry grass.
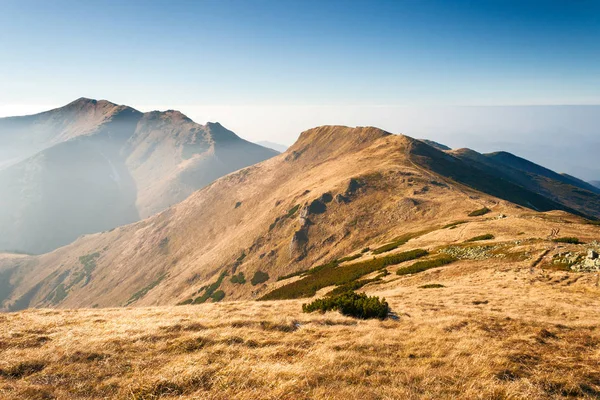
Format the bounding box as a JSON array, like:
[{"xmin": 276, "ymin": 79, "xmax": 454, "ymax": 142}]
[{"xmin": 2, "ymin": 257, "xmax": 600, "ymax": 399}]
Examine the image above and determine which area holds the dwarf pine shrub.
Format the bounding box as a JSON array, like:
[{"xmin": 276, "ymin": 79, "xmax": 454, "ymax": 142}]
[{"xmin": 302, "ymin": 292, "xmax": 389, "ymax": 319}]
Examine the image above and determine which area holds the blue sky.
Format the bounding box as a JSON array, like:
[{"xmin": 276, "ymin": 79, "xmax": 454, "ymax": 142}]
[{"xmin": 1, "ymin": 0, "xmax": 599, "ymax": 107}]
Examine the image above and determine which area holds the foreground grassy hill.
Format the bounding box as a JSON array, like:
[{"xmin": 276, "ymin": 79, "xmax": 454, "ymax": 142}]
[{"xmin": 2, "ymin": 247, "xmax": 600, "ymax": 399}]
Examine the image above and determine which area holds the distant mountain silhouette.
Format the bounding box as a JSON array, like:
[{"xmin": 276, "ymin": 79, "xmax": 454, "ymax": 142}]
[{"xmin": 0, "ymin": 98, "xmax": 277, "ymax": 254}]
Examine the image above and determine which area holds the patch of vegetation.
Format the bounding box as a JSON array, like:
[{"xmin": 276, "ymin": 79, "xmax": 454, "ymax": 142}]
[
  {"xmin": 287, "ymin": 204, "xmax": 300, "ymax": 218},
  {"xmin": 277, "ymin": 269, "xmax": 309, "ymax": 281},
  {"xmin": 211, "ymin": 290, "xmax": 225, "ymax": 302},
  {"xmin": 260, "ymin": 249, "xmax": 428, "ymax": 300},
  {"xmin": 326, "ymin": 277, "xmax": 381, "ymax": 296},
  {"xmin": 419, "ymin": 283, "xmax": 445, "ymax": 289},
  {"xmin": 158, "ymin": 237, "xmax": 169, "ymax": 252},
  {"xmin": 230, "ymin": 272, "xmax": 246, "ymax": 284},
  {"xmin": 397, "ymin": 254, "xmax": 456, "ymax": 276},
  {"xmin": 444, "ymin": 220, "xmax": 468, "ymax": 229},
  {"xmin": 126, "ymin": 274, "xmax": 167, "ymax": 306},
  {"xmin": 235, "ymin": 201, "xmax": 242, "ymax": 209},
  {"xmin": 468, "ymin": 207, "xmax": 491, "ymax": 217},
  {"xmin": 251, "ymin": 271, "xmax": 270, "ymax": 286},
  {"xmin": 338, "ymin": 254, "xmax": 362, "ymax": 263},
  {"xmin": 466, "ymin": 234, "xmax": 495, "ymax": 242},
  {"xmin": 49, "ymin": 284, "xmax": 68, "ymax": 305},
  {"xmin": 77, "ymin": 252, "xmax": 101, "ymax": 286},
  {"xmin": 193, "ymin": 271, "xmax": 229, "ymax": 304},
  {"xmin": 553, "ymin": 237, "xmax": 583, "ymax": 244},
  {"xmin": 361, "ymin": 247, "xmax": 370, "ymax": 253},
  {"xmin": 269, "ymin": 204, "xmax": 301, "ymax": 231},
  {"xmin": 302, "ymin": 292, "xmax": 389, "ymax": 320},
  {"xmin": 372, "ymin": 230, "xmax": 430, "ymax": 255}
]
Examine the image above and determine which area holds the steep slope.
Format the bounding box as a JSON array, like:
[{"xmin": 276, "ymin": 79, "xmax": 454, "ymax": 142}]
[
  {"xmin": 0, "ymin": 99, "xmax": 277, "ymax": 254},
  {"xmin": 448, "ymin": 148, "xmax": 600, "ymax": 218},
  {"xmin": 2, "ymin": 125, "xmax": 598, "ymax": 312},
  {"xmin": 590, "ymin": 180, "xmax": 600, "ymax": 189}
]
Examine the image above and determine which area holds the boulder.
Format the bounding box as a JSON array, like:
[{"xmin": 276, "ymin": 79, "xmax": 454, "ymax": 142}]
[{"xmin": 308, "ymin": 199, "xmax": 327, "ymax": 214}]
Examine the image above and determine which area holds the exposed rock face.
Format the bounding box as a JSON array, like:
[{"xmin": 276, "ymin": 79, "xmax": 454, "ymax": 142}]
[
  {"xmin": 335, "ymin": 194, "xmax": 349, "ymax": 204},
  {"xmin": 588, "ymin": 250, "xmax": 599, "ymax": 260},
  {"xmin": 289, "ymin": 229, "xmax": 309, "ymax": 259},
  {"xmin": 346, "ymin": 178, "xmax": 364, "ymax": 196},
  {"xmin": 319, "ymin": 192, "xmax": 333, "ymax": 203},
  {"xmin": 308, "ymin": 199, "xmax": 327, "ymax": 215}
]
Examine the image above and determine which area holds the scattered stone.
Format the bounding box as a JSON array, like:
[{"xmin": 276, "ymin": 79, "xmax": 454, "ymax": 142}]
[
  {"xmin": 588, "ymin": 250, "xmax": 598, "ymax": 260},
  {"xmin": 497, "ymin": 214, "xmax": 507, "ymax": 219}
]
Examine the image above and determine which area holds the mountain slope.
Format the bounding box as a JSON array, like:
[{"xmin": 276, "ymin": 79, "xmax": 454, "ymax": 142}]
[
  {"xmin": 0, "ymin": 99, "xmax": 277, "ymax": 254},
  {"xmin": 448, "ymin": 148, "xmax": 600, "ymax": 219},
  {"xmin": 591, "ymin": 180, "xmax": 600, "ymax": 189},
  {"xmin": 1, "ymin": 125, "xmax": 598, "ymax": 312}
]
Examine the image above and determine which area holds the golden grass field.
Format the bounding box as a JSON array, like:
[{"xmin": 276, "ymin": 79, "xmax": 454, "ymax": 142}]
[{"xmin": 2, "ymin": 250, "xmax": 600, "ymax": 400}]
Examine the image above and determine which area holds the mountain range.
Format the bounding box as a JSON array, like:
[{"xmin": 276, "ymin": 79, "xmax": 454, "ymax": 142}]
[
  {"xmin": 0, "ymin": 98, "xmax": 277, "ymax": 254},
  {"xmin": 1, "ymin": 121, "xmax": 599, "ymax": 311}
]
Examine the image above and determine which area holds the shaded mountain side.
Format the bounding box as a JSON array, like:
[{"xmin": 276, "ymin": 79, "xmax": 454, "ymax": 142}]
[
  {"xmin": 418, "ymin": 139, "xmax": 451, "ymax": 151},
  {"xmin": 486, "ymin": 151, "xmax": 600, "ymax": 195},
  {"xmin": 408, "ymin": 140, "xmax": 591, "ymax": 218},
  {"xmin": 3, "ymin": 125, "xmax": 597, "ymax": 312},
  {"xmin": 0, "ymin": 99, "xmax": 277, "ymax": 254},
  {"xmin": 449, "ymin": 148, "xmax": 600, "ymax": 219},
  {"xmin": 590, "ymin": 181, "xmax": 600, "ymax": 189}
]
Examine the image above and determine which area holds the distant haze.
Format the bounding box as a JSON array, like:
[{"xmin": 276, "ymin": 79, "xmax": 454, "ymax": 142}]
[
  {"xmin": 132, "ymin": 104, "xmax": 600, "ymax": 182},
  {"xmin": 1, "ymin": 104, "xmax": 598, "ymax": 181}
]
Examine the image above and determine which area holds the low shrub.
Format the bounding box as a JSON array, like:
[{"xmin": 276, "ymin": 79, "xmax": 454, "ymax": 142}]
[
  {"xmin": 211, "ymin": 290, "xmax": 225, "ymax": 302},
  {"xmin": 338, "ymin": 254, "xmax": 362, "ymax": 263},
  {"xmin": 466, "ymin": 234, "xmax": 495, "ymax": 242},
  {"xmin": 468, "ymin": 207, "xmax": 491, "ymax": 217},
  {"xmin": 444, "ymin": 220, "xmax": 467, "ymax": 229},
  {"xmin": 230, "ymin": 272, "xmax": 246, "ymax": 284},
  {"xmin": 372, "ymin": 230, "xmax": 430, "ymax": 255},
  {"xmin": 397, "ymin": 254, "xmax": 456, "ymax": 276},
  {"xmin": 361, "ymin": 247, "xmax": 370, "ymax": 253},
  {"xmin": 260, "ymin": 249, "xmax": 428, "ymax": 300},
  {"xmin": 553, "ymin": 237, "xmax": 583, "ymax": 244},
  {"xmin": 251, "ymin": 271, "xmax": 270, "ymax": 286},
  {"xmin": 326, "ymin": 278, "xmax": 380, "ymax": 296},
  {"xmin": 419, "ymin": 283, "xmax": 445, "ymax": 289},
  {"xmin": 192, "ymin": 271, "xmax": 228, "ymax": 304},
  {"xmin": 302, "ymin": 292, "xmax": 389, "ymax": 319}
]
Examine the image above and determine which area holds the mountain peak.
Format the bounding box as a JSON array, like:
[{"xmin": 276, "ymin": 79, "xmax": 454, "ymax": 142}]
[{"xmin": 288, "ymin": 125, "xmax": 392, "ymax": 161}]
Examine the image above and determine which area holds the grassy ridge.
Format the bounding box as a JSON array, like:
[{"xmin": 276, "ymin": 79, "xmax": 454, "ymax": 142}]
[{"xmin": 260, "ymin": 249, "xmax": 428, "ymax": 300}]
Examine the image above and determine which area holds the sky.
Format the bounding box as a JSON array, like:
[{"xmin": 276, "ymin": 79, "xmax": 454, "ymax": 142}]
[{"xmin": 0, "ymin": 0, "xmax": 599, "ymax": 178}]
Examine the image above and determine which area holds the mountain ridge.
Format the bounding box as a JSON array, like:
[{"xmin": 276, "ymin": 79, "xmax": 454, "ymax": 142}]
[{"xmin": 1, "ymin": 124, "xmax": 599, "ymax": 311}]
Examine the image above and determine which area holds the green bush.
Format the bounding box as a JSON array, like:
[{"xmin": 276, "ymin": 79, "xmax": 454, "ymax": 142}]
[
  {"xmin": 466, "ymin": 233, "xmax": 495, "ymax": 242},
  {"xmin": 211, "ymin": 290, "xmax": 225, "ymax": 302},
  {"xmin": 372, "ymin": 230, "xmax": 429, "ymax": 255},
  {"xmin": 338, "ymin": 254, "xmax": 362, "ymax": 263},
  {"xmin": 326, "ymin": 278, "xmax": 381, "ymax": 296},
  {"xmin": 251, "ymin": 271, "xmax": 270, "ymax": 286},
  {"xmin": 260, "ymin": 249, "xmax": 428, "ymax": 300},
  {"xmin": 553, "ymin": 237, "xmax": 582, "ymax": 244},
  {"xmin": 397, "ymin": 254, "xmax": 456, "ymax": 276},
  {"xmin": 468, "ymin": 207, "xmax": 491, "ymax": 217},
  {"xmin": 302, "ymin": 292, "xmax": 389, "ymax": 320},
  {"xmin": 192, "ymin": 271, "xmax": 228, "ymax": 304},
  {"xmin": 419, "ymin": 283, "xmax": 445, "ymax": 289},
  {"xmin": 361, "ymin": 247, "xmax": 370, "ymax": 253},
  {"xmin": 444, "ymin": 220, "xmax": 467, "ymax": 229},
  {"xmin": 230, "ymin": 272, "xmax": 246, "ymax": 284}
]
